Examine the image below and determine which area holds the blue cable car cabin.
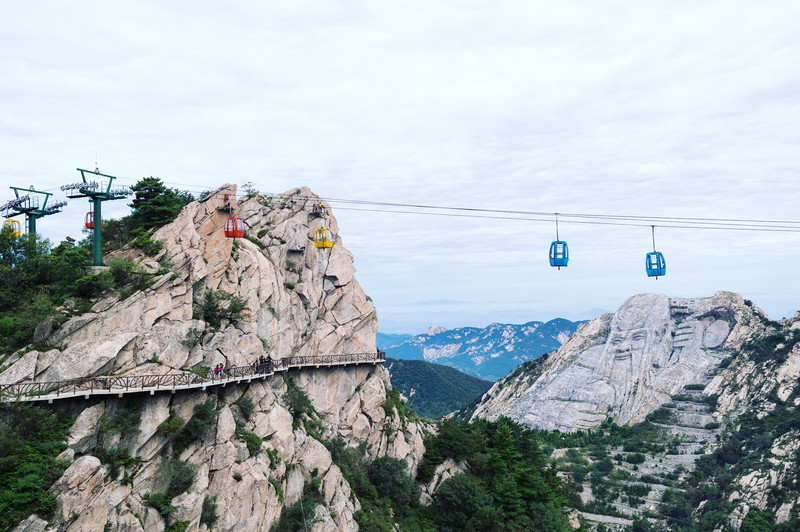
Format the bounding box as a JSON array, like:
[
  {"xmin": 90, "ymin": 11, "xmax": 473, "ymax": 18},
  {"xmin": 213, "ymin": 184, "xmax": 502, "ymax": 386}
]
[
  {"xmin": 645, "ymin": 251, "xmax": 666, "ymax": 278},
  {"xmin": 549, "ymin": 240, "xmax": 569, "ymax": 268}
]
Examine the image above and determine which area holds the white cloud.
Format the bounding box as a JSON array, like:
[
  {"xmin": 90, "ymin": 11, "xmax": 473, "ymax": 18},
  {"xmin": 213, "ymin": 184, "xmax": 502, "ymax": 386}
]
[{"xmin": 2, "ymin": 1, "xmax": 799, "ymax": 332}]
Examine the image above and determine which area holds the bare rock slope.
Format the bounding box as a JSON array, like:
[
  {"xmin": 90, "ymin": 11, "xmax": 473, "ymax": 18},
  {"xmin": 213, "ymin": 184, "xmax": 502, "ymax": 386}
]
[
  {"xmin": 471, "ymin": 292, "xmax": 749, "ymax": 431},
  {"xmin": 3, "ymin": 186, "xmax": 427, "ymax": 532},
  {"xmin": 470, "ymin": 291, "xmax": 800, "ymax": 530}
]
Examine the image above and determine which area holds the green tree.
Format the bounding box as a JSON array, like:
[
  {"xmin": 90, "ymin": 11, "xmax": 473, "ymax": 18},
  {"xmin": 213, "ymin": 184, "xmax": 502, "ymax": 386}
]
[
  {"xmin": 368, "ymin": 456, "xmax": 417, "ymax": 507},
  {"xmin": 741, "ymin": 509, "xmax": 774, "ymax": 532},
  {"xmin": 435, "ymin": 474, "xmax": 493, "ymax": 531},
  {"xmin": 100, "ymin": 217, "xmax": 132, "ymax": 251},
  {"xmin": 0, "ymin": 404, "xmax": 74, "ymax": 531},
  {"xmin": 466, "ymin": 506, "xmax": 506, "ymax": 531},
  {"xmin": 493, "ymin": 476, "xmax": 524, "ymax": 519},
  {"xmin": 128, "ymin": 177, "xmax": 193, "ymax": 233},
  {"xmin": 527, "ymin": 502, "xmax": 571, "ymax": 532},
  {"xmin": 0, "ymin": 233, "xmax": 101, "ymax": 352},
  {"xmin": 492, "ymin": 421, "xmax": 523, "ymax": 465},
  {"xmin": 196, "ymin": 289, "xmax": 248, "ymax": 329}
]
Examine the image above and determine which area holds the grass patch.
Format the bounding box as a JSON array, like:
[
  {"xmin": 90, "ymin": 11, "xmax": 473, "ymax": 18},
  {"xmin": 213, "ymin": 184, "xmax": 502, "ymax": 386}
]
[
  {"xmin": 143, "ymin": 491, "xmax": 176, "ymax": 517},
  {"xmin": 245, "ymin": 234, "xmax": 266, "ymax": 249},
  {"xmin": 268, "ymin": 476, "xmax": 284, "ymax": 503},
  {"xmin": 173, "ymin": 398, "xmax": 220, "ymax": 455},
  {"xmin": 158, "ymin": 411, "xmax": 185, "ymax": 436},
  {"xmin": 235, "ymin": 425, "xmax": 263, "ymax": 456},
  {"xmin": 95, "ymin": 447, "xmax": 141, "ymax": 482}
]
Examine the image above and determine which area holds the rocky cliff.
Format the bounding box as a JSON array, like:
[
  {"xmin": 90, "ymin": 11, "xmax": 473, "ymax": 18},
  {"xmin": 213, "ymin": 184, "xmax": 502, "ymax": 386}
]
[
  {"xmin": 468, "ymin": 291, "xmax": 800, "ymax": 530},
  {"xmin": 470, "ymin": 292, "xmax": 752, "ymax": 431},
  {"xmin": 2, "ymin": 186, "xmax": 427, "ymax": 532}
]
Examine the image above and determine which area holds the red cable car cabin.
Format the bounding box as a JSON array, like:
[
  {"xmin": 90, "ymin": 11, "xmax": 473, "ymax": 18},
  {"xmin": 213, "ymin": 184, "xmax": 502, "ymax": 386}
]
[
  {"xmin": 224, "ymin": 216, "xmax": 245, "ymax": 238},
  {"xmin": 85, "ymin": 212, "xmax": 102, "ymax": 229}
]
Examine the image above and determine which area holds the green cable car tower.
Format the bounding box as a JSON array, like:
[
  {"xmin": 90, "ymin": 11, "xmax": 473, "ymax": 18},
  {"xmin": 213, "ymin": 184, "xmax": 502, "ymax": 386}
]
[
  {"xmin": 3, "ymin": 187, "xmax": 68, "ymax": 236},
  {"xmin": 61, "ymin": 168, "xmax": 131, "ymax": 266}
]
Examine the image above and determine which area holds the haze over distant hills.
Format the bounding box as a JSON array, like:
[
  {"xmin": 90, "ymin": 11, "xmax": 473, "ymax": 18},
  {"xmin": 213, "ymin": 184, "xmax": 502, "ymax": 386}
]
[{"xmin": 377, "ymin": 318, "xmax": 584, "ymax": 381}]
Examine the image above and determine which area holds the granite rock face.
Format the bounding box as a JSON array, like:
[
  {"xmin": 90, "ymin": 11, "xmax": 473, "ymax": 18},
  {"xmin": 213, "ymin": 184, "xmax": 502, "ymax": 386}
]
[
  {"xmin": 14, "ymin": 185, "xmax": 377, "ymax": 382},
  {"xmin": 471, "ymin": 291, "xmax": 750, "ymax": 431},
  {"xmin": 3, "ymin": 186, "xmax": 429, "ymax": 532}
]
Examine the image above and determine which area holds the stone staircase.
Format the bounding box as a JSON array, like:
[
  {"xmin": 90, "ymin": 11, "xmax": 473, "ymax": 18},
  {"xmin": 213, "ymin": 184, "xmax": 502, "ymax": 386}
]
[
  {"xmin": 672, "ymin": 323, "xmax": 694, "ymax": 349},
  {"xmin": 559, "ymin": 378, "xmax": 722, "ymax": 531}
]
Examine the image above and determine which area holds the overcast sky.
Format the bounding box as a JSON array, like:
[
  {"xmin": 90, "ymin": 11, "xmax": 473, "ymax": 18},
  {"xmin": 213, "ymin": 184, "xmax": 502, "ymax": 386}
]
[{"xmin": 2, "ymin": 1, "xmax": 799, "ymax": 333}]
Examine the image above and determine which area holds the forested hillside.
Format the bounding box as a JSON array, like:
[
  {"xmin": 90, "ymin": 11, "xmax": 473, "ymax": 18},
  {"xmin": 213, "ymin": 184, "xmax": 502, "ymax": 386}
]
[
  {"xmin": 385, "ymin": 358, "xmax": 492, "ymax": 419},
  {"xmin": 0, "ymin": 178, "xmax": 191, "ymax": 356}
]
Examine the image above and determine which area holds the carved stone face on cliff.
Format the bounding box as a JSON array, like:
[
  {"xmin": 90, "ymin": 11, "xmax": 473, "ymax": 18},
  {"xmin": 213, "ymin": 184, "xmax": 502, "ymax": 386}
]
[
  {"xmin": 595, "ymin": 294, "xmax": 672, "ymax": 404},
  {"xmin": 496, "ymin": 292, "xmax": 737, "ymax": 431},
  {"xmin": 608, "ymin": 328, "xmax": 648, "ymax": 361}
]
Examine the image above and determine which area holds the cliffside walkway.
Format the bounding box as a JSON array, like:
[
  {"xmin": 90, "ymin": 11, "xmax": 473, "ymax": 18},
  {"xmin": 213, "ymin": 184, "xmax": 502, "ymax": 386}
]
[{"xmin": 0, "ymin": 351, "xmax": 386, "ymax": 404}]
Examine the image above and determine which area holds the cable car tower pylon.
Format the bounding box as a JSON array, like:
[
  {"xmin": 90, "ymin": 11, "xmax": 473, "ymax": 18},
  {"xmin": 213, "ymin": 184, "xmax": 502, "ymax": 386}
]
[
  {"xmin": 3, "ymin": 186, "xmax": 68, "ymax": 236},
  {"xmin": 61, "ymin": 168, "xmax": 131, "ymax": 266}
]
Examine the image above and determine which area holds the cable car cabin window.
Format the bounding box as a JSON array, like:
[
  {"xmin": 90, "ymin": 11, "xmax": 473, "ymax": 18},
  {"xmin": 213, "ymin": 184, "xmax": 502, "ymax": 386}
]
[
  {"xmin": 645, "ymin": 252, "xmax": 666, "ymax": 277},
  {"xmin": 549, "ymin": 240, "xmax": 569, "ymax": 267},
  {"xmin": 224, "ymin": 217, "xmax": 245, "ymax": 238},
  {"xmin": 314, "ymin": 228, "xmax": 333, "ymax": 248}
]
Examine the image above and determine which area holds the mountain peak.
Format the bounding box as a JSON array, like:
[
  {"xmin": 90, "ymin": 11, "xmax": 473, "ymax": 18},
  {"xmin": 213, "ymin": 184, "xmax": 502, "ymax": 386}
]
[
  {"xmin": 383, "ymin": 319, "xmax": 584, "ymax": 381},
  {"xmin": 469, "ymin": 291, "xmax": 757, "ymax": 431}
]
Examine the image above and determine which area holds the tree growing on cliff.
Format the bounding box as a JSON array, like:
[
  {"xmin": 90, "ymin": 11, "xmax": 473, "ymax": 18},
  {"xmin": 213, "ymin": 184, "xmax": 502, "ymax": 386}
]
[
  {"xmin": 0, "ymin": 233, "xmax": 106, "ymax": 352},
  {"xmin": 0, "ymin": 404, "xmax": 74, "ymax": 531},
  {"xmin": 128, "ymin": 177, "xmax": 194, "ymax": 233},
  {"xmin": 368, "ymin": 456, "xmax": 418, "ymax": 507}
]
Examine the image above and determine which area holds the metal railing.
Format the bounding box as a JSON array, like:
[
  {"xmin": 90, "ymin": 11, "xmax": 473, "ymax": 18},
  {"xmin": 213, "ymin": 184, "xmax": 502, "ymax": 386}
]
[{"xmin": 0, "ymin": 351, "xmax": 385, "ymax": 401}]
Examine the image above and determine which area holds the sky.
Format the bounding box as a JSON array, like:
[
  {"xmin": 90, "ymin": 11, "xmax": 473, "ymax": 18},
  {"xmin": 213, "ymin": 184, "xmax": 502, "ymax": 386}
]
[{"xmin": 1, "ymin": 1, "xmax": 799, "ymax": 333}]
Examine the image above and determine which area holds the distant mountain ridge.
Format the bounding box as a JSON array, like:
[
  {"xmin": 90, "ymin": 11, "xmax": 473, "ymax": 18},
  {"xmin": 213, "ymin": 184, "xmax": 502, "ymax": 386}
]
[
  {"xmin": 385, "ymin": 358, "xmax": 493, "ymax": 419},
  {"xmin": 378, "ymin": 318, "xmax": 584, "ymax": 381},
  {"xmin": 376, "ymin": 332, "xmax": 412, "ymax": 346}
]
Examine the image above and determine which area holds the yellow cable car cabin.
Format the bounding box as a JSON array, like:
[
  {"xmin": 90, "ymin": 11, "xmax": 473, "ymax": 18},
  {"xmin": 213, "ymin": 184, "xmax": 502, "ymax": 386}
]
[
  {"xmin": 314, "ymin": 227, "xmax": 333, "ymax": 248},
  {"xmin": 3, "ymin": 219, "xmax": 21, "ymax": 237}
]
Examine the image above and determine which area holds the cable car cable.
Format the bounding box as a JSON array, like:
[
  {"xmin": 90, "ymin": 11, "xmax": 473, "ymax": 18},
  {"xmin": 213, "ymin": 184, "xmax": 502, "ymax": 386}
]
[
  {"xmin": 328, "ymin": 206, "xmax": 800, "ymax": 233},
  {"xmin": 21, "ymin": 176, "xmax": 800, "ymax": 233}
]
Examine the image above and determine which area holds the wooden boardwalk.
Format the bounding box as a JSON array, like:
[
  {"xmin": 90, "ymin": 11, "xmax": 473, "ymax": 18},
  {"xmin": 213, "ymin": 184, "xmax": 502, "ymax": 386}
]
[{"xmin": 0, "ymin": 352, "xmax": 385, "ymax": 404}]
